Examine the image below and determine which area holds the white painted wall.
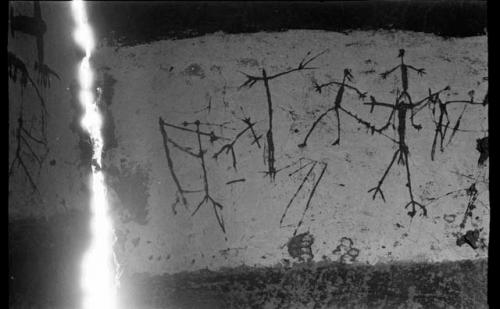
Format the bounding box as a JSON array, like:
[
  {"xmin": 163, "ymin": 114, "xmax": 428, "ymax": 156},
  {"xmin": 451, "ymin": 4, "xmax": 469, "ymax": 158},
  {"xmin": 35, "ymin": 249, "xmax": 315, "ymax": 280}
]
[{"xmin": 93, "ymin": 30, "xmax": 488, "ymax": 275}]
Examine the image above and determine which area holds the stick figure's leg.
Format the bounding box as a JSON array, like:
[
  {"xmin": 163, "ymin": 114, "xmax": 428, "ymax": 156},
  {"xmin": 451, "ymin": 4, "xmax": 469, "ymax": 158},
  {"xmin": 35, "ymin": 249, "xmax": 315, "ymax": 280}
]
[
  {"xmin": 332, "ymin": 108, "xmax": 341, "ymax": 146},
  {"xmin": 402, "ymin": 150, "xmax": 427, "ymax": 217},
  {"xmin": 397, "ymin": 144, "xmax": 407, "ymax": 165},
  {"xmin": 368, "ymin": 149, "xmax": 400, "ymax": 202},
  {"xmin": 298, "ymin": 107, "xmax": 335, "ymax": 148},
  {"xmin": 377, "ymin": 109, "xmax": 396, "ymax": 133}
]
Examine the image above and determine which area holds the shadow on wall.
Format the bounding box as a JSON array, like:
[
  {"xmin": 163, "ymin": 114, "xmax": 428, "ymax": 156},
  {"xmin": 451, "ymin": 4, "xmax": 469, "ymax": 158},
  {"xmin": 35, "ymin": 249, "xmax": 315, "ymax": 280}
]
[{"xmin": 9, "ymin": 211, "xmax": 90, "ymax": 309}]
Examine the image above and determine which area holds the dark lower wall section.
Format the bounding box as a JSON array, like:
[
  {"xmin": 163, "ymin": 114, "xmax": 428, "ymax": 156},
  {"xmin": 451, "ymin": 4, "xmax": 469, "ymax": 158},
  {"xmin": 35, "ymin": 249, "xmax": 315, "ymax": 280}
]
[
  {"xmin": 87, "ymin": 1, "xmax": 486, "ymax": 46},
  {"xmin": 8, "ymin": 212, "xmax": 487, "ymax": 309},
  {"xmin": 9, "ymin": 212, "xmax": 90, "ymax": 309},
  {"xmin": 120, "ymin": 259, "xmax": 488, "ymax": 309}
]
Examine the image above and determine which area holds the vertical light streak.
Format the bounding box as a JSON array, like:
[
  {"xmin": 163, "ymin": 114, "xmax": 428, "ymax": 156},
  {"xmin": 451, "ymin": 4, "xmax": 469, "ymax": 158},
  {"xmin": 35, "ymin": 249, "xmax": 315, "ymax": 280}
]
[{"xmin": 71, "ymin": 1, "xmax": 119, "ymax": 309}]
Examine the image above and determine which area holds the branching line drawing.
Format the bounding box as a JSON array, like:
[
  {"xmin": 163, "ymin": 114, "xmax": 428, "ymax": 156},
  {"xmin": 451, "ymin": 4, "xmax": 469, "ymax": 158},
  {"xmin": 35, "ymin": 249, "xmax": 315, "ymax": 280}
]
[
  {"xmin": 238, "ymin": 50, "xmax": 328, "ymax": 180},
  {"xmin": 412, "ymin": 88, "xmax": 485, "ymax": 160},
  {"xmin": 275, "ymin": 156, "xmax": 328, "ymax": 235},
  {"xmin": 8, "ymin": 51, "xmax": 48, "ymax": 139},
  {"xmin": 160, "ymin": 120, "xmax": 229, "ymax": 142},
  {"xmin": 293, "ymin": 162, "xmax": 328, "ymax": 236},
  {"xmin": 8, "ymin": 50, "xmax": 53, "ymax": 193},
  {"xmin": 213, "ymin": 117, "xmax": 261, "ymax": 170},
  {"xmin": 298, "ymin": 69, "xmax": 367, "ymax": 147},
  {"xmin": 190, "ymin": 120, "xmax": 226, "ymax": 233},
  {"xmin": 279, "ymin": 160, "xmax": 317, "ymax": 227},
  {"xmin": 9, "ymin": 112, "xmax": 47, "ymax": 193},
  {"xmin": 258, "ymin": 156, "xmax": 310, "ymax": 178},
  {"xmin": 159, "ymin": 118, "xmax": 226, "ymax": 233},
  {"xmin": 182, "ymin": 120, "xmax": 239, "ymax": 132},
  {"xmin": 159, "ymin": 117, "xmax": 202, "ymax": 214},
  {"xmin": 443, "ymin": 92, "xmax": 484, "ymax": 148},
  {"xmin": 242, "ymin": 117, "xmax": 262, "ymax": 148}
]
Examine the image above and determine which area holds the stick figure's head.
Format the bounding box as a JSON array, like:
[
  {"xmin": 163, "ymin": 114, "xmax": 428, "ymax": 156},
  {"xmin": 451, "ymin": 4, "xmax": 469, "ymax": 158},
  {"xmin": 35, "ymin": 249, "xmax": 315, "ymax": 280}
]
[{"xmin": 398, "ymin": 49, "xmax": 405, "ymax": 58}]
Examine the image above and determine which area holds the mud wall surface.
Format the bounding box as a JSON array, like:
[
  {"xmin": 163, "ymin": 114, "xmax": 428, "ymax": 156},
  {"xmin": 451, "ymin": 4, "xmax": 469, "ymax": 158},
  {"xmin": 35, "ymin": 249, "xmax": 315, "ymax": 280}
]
[
  {"xmin": 8, "ymin": 1, "xmax": 488, "ymax": 308},
  {"xmin": 92, "ymin": 29, "xmax": 489, "ymax": 275}
]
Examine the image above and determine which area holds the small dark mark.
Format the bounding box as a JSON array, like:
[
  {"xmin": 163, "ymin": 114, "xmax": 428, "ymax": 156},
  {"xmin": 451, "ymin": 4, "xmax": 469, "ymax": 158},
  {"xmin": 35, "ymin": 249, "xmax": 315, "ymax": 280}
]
[
  {"xmin": 49, "ymin": 159, "xmax": 56, "ymax": 166},
  {"xmin": 456, "ymin": 229, "xmax": 482, "ymax": 249},
  {"xmin": 226, "ymin": 178, "xmax": 246, "ymax": 185},
  {"xmin": 443, "ymin": 214, "xmax": 456, "ymax": 223},
  {"xmin": 476, "ymin": 136, "xmax": 488, "ymax": 166},
  {"xmin": 287, "ymin": 232, "xmax": 314, "ymax": 262},
  {"xmin": 460, "ymin": 183, "xmax": 479, "ymax": 229},
  {"xmin": 148, "ymin": 255, "xmax": 153, "ymax": 260}
]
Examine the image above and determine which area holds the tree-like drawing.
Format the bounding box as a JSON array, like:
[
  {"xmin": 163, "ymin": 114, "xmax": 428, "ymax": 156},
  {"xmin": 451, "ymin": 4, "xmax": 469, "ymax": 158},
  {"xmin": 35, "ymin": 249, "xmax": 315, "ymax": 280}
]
[
  {"xmin": 8, "ymin": 51, "xmax": 50, "ymax": 192},
  {"xmin": 8, "ymin": 51, "xmax": 48, "ymax": 135},
  {"xmin": 277, "ymin": 157, "xmax": 328, "ymax": 236},
  {"xmin": 159, "ymin": 117, "xmax": 230, "ymax": 233},
  {"xmin": 8, "ymin": 2, "xmax": 60, "ymax": 194},
  {"xmin": 9, "ymin": 112, "xmax": 48, "ymax": 193},
  {"xmin": 238, "ymin": 50, "xmax": 328, "ymax": 180},
  {"xmin": 213, "ymin": 117, "xmax": 262, "ymax": 171},
  {"xmin": 298, "ymin": 68, "xmax": 367, "ymax": 147}
]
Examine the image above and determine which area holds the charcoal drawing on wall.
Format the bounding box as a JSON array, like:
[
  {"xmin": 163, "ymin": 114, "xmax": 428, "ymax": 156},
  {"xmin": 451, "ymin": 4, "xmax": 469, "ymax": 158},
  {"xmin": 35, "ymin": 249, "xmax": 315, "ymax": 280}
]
[{"xmin": 9, "ymin": 1, "xmax": 489, "ymax": 308}]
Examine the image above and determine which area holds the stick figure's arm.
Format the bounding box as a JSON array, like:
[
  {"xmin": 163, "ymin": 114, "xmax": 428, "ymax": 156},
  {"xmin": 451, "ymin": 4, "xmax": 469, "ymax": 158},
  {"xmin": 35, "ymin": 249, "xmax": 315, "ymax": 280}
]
[
  {"xmin": 343, "ymin": 84, "xmax": 367, "ymax": 98},
  {"xmin": 273, "ymin": 49, "xmax": 328, "ymax": 80},
  {"xmin": 380, "ymin": 65, "xmax": 400, "ymax": 79},
  {"xmin": 411, "ymin": 86, "xmax": 450, "ymax": 115},
  {"xmin": 312, "ymin": 80, "xmax": 341, "ymax": 93},
  {"xmin": 237, "ymin": 71, "xmax": 262, "ymax": 89},
  {"xmin": 364, "ymin": 96, "xmax": 395, "ymax": 112},
  {"xmin": 407, "ymin": 65, "xmax": 426, "ymax": 76}
]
